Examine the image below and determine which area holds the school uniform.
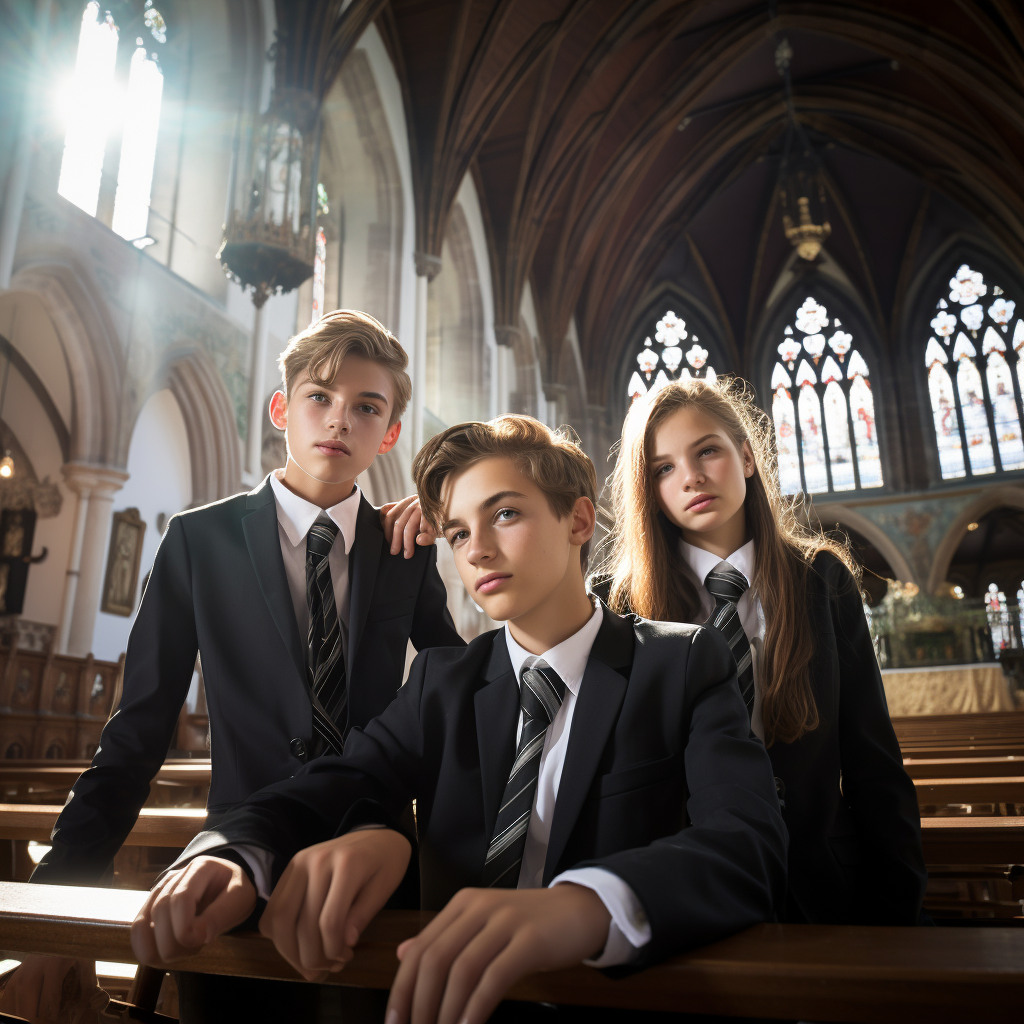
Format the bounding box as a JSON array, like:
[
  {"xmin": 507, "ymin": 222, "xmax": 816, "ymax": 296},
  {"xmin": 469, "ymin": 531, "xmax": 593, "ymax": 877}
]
[
  {"xmin": 173, "ymin": 604, "xmax": 788, "ymax": 976},
  {"xmin": 32, "ymin": 472, "xmax": 464, "ymax": 883},
  {"xmin": 595, "ymin": 540, "xmax": 926, "ymax": 926}
]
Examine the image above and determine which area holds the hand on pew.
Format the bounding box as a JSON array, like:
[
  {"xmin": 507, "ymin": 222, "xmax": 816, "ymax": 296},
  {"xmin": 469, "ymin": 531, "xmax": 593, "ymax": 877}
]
[{"xmin": 131, "ymin": 856, "xmax": 257, "ymax": 964}]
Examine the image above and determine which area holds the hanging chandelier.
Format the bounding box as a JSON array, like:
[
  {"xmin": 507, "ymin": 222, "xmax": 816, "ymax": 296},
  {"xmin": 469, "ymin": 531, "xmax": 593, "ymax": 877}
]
[{"xmin": 774, "ymin": 38, "xmax": 831, "ymax": 262}]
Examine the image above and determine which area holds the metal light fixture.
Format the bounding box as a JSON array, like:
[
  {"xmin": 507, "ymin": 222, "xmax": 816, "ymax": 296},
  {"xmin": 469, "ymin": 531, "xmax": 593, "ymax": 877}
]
[
  {"xmin": 774, "ymin": 37, "xmax": 831, "ymax": 262},
  {"xmin": 218, "ymin": 87, "xmax": 321, "ymax": 309}
]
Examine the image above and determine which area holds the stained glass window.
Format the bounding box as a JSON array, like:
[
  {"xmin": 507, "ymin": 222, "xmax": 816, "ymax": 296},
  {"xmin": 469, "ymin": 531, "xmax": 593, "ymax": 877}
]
[
  {"xmin": 58, "ymin": 3, "xmax": 166, "ymax": 242},
  {"xmin": 924, "ymin": 264, "xmax": 1024, "ymax": 479},
  {"xmin": 770, "ymin": 296, "xmax": 883, "ymax": 494},
  {"xmin": 311, "ymin": 226, "xmax": 326, "ymax": 325},
  {"xmin": 627, "ymin": 310, "xmax": 717, "ymax": 402}
]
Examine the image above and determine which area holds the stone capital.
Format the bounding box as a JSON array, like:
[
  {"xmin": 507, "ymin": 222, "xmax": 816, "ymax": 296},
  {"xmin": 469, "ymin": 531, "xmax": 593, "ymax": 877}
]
[
  {"xmin": 542, "ymin": 382, "xmax": 569, "ymax": 403},
  {"xmin": 413, "ymin": 250, "xmax": 443, "ymax": 281},
  {"xmin": 494, "ymin": 324, "xmax": 522, "ymax": 348},
  {"xmin": 61, "ymin": 462, "xmax": 129, "ymax": 497}
]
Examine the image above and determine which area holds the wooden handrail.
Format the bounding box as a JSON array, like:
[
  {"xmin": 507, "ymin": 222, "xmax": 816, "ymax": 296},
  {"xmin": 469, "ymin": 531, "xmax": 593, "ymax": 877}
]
[
  {"xmin": 0, "ymin": 882, "xmax": 1022, "ymax": 1022},
  {"xmin": 0, "ymin": 805, "xmax": 205, "ymax": 848},
  {"xmin": 0, "ymin": 762, "xmax": 212, "ymax": 788}
]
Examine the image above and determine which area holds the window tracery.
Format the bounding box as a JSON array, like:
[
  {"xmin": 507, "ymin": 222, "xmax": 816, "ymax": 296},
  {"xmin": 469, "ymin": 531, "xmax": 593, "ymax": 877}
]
[
  {"xmin": 770, "ymin": 296, "xmax": 882, "ymax": 495},
  {"xmin": 627, "ymin": 310, "xmax": 717, "ymax": 402},
  {"xmin": 925, "ymin": 263, "xmax": 1024, "ymax": 479}
]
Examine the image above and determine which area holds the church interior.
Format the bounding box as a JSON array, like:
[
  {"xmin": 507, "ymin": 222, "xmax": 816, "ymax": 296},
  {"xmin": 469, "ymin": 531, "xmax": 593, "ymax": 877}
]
[{"xmin": 1, "ymin": 0, "xmax": 1023, "ymax": 1018}]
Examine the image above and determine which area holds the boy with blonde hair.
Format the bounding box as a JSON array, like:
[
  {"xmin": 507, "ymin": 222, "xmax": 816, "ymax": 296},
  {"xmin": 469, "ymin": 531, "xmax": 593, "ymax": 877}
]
[
  {"xmin": 133, "ymin": 414, "xmax": 787, "ymax": 1024},
  {"xmin": 11, "ymin": 311, "xmax": 463, "ymax": 1023}
]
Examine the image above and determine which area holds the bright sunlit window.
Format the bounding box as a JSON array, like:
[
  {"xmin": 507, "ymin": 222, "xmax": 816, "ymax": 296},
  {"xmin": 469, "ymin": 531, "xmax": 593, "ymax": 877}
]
[{"xmin": 58, "ymin": 2, "xmax": 166, "ymax": 241}]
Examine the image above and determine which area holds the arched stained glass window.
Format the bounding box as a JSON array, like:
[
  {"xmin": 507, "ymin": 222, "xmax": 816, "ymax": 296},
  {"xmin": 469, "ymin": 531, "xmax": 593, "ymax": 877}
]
[
  {"xmin": 58, "ymin": 2, "xmax": 166, "ymax": 242},
  {"xmin": 627, "ymin": 310, "xmax": 718, "ymax": 402},
  {"xmin": 925, "ymin": 263, "xmax": 1024, "ymax": 479},
  {"xmin": 770, "ymin": 296, "xmax": 882, "ymax": 494}
]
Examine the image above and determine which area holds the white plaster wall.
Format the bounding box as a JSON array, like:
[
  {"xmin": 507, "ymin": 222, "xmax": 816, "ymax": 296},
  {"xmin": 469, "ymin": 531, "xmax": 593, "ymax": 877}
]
[
  {"xmin": 6, "ymin": 365, "xmax": 75, "ymax": 628},
  {"xmin": 90, "ymin": 389, "xmax": 192, "ymax": 660}
]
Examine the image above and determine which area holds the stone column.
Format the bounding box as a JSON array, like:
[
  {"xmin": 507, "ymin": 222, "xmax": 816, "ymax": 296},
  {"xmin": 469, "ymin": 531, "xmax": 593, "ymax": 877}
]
[
  {"xmin": 243, "ymin": 303, "xmax": 267, "ymax": 486},
  {"xmin": 494, "ymin": 325, "xmax": 520, "ymax": 416},
  {"xmin": 412, "ymin": 251, "xmax": 442, "ymax": 452},
  {"xmin": 58, "ymin": 464, "xmax": 128, "ymax": 655}
]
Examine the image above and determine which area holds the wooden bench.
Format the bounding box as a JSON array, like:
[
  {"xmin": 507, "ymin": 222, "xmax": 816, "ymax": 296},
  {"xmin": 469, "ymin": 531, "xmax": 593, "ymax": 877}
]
[
  {"xmin": 904, "ymin": 755, "xmax": 1024, "ymax": 778},
  {"xmin": 894, "ymin": 711, "xmax": 1024, "ymax": 755},
  {"xmin": 1, "ymin": 882, "xmax": 1022, "ymax": 1023},
  {"xmin": 920, "ymin": 816, "xmax": 1024, "ymax": 865},
  {"xmin": 914, "ymin": 776, "xmax": 1024, "ymax": 806},
  {"xmin": 0, "ymin": 805, "xmax": 205, "ymax": 849}
]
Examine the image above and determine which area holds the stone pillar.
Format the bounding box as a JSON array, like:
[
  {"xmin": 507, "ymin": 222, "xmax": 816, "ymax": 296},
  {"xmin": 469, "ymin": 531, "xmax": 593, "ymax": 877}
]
[
  {"xmin": 412, "ymin": 251, "xmax": 442, "ymax": 452},
  {"xmin": 243, "ymin": 303, "xmax": 266, "ymax": 485},
  {"xmin": 494, "ymin": 325, "xmax": 520, "ymax": 416},
  {"xmin": 58, "ymin": 464, "xmax": 128, "ymax": 655},
  {"xmin": 542, "ymin": 383, "xmax": 569, "ymax": 430}
]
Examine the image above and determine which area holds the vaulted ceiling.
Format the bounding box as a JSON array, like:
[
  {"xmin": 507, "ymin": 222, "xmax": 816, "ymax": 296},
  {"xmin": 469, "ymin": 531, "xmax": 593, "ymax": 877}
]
[{"xmin": 312, "ymin": 0, "xmax": 1024, "ymax": 409}]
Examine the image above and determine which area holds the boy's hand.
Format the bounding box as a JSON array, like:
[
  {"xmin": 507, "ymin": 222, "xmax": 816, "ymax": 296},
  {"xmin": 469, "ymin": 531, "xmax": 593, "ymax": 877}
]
[
  {"xmin": 131, "ymin": 855, "xmax": 257, "ymax": 966},
  {"xmin": 385, "ymin": 884, "xmax": 611, "ymax": 1024},
  {"xmin": 259, "ymin": 828, "xmax": 412, "ymax": 982},
  {"xmin": 381, "ymin": 496, "xmax": 438, "ymax": 557}
]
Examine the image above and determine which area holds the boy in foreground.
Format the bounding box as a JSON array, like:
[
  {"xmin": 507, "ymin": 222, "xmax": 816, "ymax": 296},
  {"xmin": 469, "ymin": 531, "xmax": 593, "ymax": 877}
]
[
  {"xmin": 5, "ymin": 311, "xmax": 462, "ymax": 1023},
  {"xmin": 132, "ymin": 415, "xmax": 787, "ymax": 1024}
]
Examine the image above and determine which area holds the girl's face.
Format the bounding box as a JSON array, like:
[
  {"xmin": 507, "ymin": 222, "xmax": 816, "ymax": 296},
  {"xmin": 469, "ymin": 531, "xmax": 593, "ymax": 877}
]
[{"xmin": 649, "ymin": 405, "xmax": 755, "ymax": 554}]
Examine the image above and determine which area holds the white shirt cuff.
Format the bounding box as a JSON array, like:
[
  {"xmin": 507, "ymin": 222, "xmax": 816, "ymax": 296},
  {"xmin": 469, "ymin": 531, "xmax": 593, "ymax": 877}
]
[
  {"xmin": 226, "ymin": 844, "xmax": 275, "ymax": 901},
  {"xmin": 550, "ymin": 866, "xmax": 651, "ymax": 967}
]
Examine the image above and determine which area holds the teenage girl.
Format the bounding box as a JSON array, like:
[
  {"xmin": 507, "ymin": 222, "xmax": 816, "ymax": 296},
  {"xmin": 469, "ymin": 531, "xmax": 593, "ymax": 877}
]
[{"xmin": 595, "ymin": 378, "xmax": 926, "ymax": 925}]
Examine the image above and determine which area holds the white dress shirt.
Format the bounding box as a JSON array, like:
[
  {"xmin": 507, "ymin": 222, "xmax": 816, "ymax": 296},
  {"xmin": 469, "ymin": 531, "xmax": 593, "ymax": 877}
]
[
  {"xmin": 678, "ymin": 538, "xmax": 766, "ymax": 741},
  {"xmin": 268, "ymin": 470, "xmax": 361, "ymax": 635},
  {"xmin": 232, "ymin": 601, "xmax": 652, "ymax": 968}
]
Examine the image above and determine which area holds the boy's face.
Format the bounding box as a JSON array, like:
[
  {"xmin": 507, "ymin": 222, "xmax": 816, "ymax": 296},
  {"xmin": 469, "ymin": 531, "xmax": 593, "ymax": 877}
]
[
  {"xmin": 441, "ymin": 456, "xmax": 592, "ymax": 623},
  {"xmin": 270, "ymin": 354, "xmax": 401, "ymax": 486}
]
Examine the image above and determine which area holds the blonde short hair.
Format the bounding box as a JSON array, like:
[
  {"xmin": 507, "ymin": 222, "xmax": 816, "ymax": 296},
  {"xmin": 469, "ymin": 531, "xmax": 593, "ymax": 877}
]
[
  {"xmin": 412, "ymin": 415, "xmax": 597, "ymax": 562},
  {"xmin": 278, "ymin": 309, "xmax": 411, "ymax": 425}
]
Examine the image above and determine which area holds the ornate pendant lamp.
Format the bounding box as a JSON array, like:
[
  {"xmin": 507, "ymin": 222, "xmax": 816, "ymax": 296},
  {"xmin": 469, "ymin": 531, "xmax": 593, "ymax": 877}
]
[
  {"xmin": 774, "ymin": 38, "xmax": 831, "ymax": 262},
  {"xmin": 218, "ymin": 86, "xmax": 321, "ymax": 309}
]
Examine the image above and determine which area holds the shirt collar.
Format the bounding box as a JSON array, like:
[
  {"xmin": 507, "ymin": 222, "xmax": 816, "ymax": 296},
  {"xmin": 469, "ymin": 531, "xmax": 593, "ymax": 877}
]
[
  {"xmin": 679, "ymin": 537, "xmax": 756, "ymax": 588},
  {"xmin": 269, "ymin": 469, "xmax": 360, "ymax": 555},
  {"xmin": 503, "ymin": 601, "xmax": 603, "ymax": 698}
]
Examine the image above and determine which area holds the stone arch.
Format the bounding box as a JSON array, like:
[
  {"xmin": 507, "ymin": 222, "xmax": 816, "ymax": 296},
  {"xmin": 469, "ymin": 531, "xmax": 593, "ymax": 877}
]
[
  {"xmin": 160, "ymin": 348, "xmax": 242, "ymax": 506},
  {"xmin": 813, "ymin": 503, "xmax": 916, "ymax": 586},
  {"xmin": 927, "ymin": 485, "xmax": 1024, "ymax": 596},
  {"xmin": 9, "ymin": 260, "xmax": 124, "ymax": 466}
]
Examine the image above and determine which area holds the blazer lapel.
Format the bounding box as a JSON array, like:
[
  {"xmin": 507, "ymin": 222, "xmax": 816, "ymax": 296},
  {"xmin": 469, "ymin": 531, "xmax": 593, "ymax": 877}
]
[
  {"xmin": 241, "ymin": 478, "xmax": 306, "ymax": 689},
  {"xmin": 346, "ymin": 496, "xmax": 384, "ymax": 678},
  {"xmin": 474, "ymin": 635, "xmax": 520, "ymax": 841},
  {"xmin": 543, "ymin": 609, "xmax": 634, "ymax": 884}
]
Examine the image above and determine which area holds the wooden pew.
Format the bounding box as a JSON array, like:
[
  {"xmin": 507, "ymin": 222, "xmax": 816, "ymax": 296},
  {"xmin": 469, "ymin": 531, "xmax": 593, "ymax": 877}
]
[
  {"xmin": 904, "ymin": 755, "xmax": 1024, "ymax": 778},
  {"xmin": 913, "ymin": 776, "xmax": 1024, "ymax": 806},
  {"xmin": 0, "ymin": 805, "xmax": 205, "ymax": 848},
  {"xmin": 1, "ymin": 882, "xmax": 1023, "ymax": 1023},
  {"xmin": 920, "ymin": 816, "xmax": 1024, "ymax": 865},
  {"xmin": 893, "ymin": 711, "xmax": 1024, "ymax": 756}
]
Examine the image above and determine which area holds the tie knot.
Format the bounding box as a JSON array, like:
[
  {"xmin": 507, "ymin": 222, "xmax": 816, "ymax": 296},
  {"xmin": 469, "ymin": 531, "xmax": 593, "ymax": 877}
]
[
  {"xmin": 705, "ymin": 560, "xmax": 748, "ymax": 604},
  {"xmin": 519, "ymin": 658, "xmax": 566, "ymax": 726},
  {"xmin": 307, "ymin": 512, "xmax": 339, "ymax": 562}
]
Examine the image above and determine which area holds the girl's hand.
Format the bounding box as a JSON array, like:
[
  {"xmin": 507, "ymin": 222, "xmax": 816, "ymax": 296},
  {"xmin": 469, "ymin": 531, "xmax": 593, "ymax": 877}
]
[{"xmin": 382, "ymin": 496, "xmax": 438, "ymax": 557}]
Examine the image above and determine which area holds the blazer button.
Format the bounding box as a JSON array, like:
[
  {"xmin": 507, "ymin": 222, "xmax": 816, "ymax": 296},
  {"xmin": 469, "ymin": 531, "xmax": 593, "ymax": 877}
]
[{"xmin": 290, "ymin": 737, "xmax": 308, "ymax": 762}]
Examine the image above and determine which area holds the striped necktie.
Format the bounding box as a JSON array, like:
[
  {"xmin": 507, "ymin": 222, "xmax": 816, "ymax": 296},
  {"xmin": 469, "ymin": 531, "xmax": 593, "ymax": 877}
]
[
  {"xmin": 704, "ymin": 559, "xmax": 755, "ymax": 719},
  {"xmin": 305, "ymin": 512, "xmax": 347, "ymax": 757},
  {"xmin": 481, "ymin": 657, "xmax": 566, "ymax": 888}
]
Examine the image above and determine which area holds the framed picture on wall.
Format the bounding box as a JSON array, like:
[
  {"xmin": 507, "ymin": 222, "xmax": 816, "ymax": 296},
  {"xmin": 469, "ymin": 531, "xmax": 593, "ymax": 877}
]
[{"xmin": 101, "ymin": 508, "xmax": 146, "ymax": 617}]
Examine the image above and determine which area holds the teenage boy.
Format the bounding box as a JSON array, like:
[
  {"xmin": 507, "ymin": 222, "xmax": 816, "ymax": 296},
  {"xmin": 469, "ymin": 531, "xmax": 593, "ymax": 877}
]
[
  {"xmin": 6, "ymin": 310, "xmax": 463, "ymax": 1023},
  {"xmin": 132, "ymin": 415, "xmax": 788, "ymax": 1024}
]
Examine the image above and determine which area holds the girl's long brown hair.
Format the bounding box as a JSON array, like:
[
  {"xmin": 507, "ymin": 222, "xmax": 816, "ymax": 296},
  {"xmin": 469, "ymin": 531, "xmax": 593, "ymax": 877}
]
[{"xmin": 601, "ymin": 377, "xmax": 857, "ymax": 746}]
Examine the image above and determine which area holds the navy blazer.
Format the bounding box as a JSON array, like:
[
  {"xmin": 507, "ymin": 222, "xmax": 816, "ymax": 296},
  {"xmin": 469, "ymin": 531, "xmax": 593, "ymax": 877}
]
[
  {"xmin": 173, "ymin": 608, "xmax": 788, "ymax": 966},
  {"xmin": 33, "ymin": 477, "xmax": 464, "ymax": 884}
]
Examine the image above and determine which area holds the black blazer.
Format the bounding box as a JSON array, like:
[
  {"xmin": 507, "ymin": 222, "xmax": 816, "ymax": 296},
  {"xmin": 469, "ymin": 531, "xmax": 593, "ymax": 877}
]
[
  {"xmin": 174, "ymin": 608, "xmax": 788, "ymax": 966},
  {"xmin": 591, "ymin": 552, "xmax": 925, "ymax": 925},
  {"xmin": 770, "ymin": 552, "xmax": 925, "ymax": 925},
  {"xmin": 33, "ymin": 477, "xmax": 464, "ymax": 884}
]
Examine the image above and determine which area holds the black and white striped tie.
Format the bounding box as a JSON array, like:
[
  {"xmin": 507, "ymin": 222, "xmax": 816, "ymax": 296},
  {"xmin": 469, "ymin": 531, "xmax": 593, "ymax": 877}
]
[
  {"xmin": 306, "ymin": 512, "xmax": 347, "ymax": 757},
  {"xmin": 481, "ymin": 657, "xmax": 565, "ymax": 888},
  {"xmin": 704, "ymin": 560, "xmax": 755, "ymax": 719}
]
